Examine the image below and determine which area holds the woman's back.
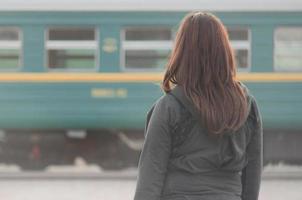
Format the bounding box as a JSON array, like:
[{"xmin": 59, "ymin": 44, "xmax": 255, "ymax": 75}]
[
  {"xmin": 134, "ymin": 84, "xmax": 262, "ymax": 200},
  {"xmin": 133, "ymin": 11, "xmax": 263, "ymax": 200},
  {"xmin": 163, "ymin": 84, "xmax": 262, "ymax": 200}
]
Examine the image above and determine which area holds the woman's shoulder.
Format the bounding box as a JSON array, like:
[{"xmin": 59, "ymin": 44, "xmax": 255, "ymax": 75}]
[
  {"xmin": 147, "ymin": 90, "xmax": 184, "ymax": 126},
  {"xmin": 238, "ymin": 81, "xmax": 262, "ymax": 125},
  {"xmin": 238, "ymin": 81, "xmax": 256, "ymax": 107},
  {"xmin": 238, "ymin": 81, "xmax": 251, "ymax": 98}
]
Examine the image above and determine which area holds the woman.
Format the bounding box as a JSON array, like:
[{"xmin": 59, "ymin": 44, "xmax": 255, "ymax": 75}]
[{"xmin": 134, "ymin": 11, "xmax": 263, "ymax": 200}]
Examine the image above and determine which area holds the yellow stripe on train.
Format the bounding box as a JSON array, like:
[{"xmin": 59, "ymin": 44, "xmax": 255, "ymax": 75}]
[{"xmin": 0, "ymin": 73, "xmax": 301, "ymax": 82}]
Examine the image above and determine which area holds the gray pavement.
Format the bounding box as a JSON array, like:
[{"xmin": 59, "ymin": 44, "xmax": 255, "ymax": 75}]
[{"xmin": 0, "ymin": 177, "xmax": 301, "ymax": 200}]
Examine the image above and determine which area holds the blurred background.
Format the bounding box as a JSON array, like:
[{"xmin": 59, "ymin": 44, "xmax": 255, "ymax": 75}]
[{"xmin": 0, "ymin": 0, "xmax": 302, "ymax": 199}]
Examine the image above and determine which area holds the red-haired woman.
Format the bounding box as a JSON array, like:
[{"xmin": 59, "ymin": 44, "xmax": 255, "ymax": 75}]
[{"xmin": 134, "ymin": 11, "xmax": 263, "ymax": 200}]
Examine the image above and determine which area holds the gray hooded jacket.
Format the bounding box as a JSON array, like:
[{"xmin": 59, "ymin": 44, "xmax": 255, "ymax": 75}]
[{"xmin": 134, "ymin": 83, "xmax": 263, "ymax": 200}]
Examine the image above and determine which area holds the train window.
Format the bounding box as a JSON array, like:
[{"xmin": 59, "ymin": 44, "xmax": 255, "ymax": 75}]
[
  {"xmin": 227, "ymin": 28, "xmax": 251, "ymax": 71},
  {"xmin": 125, "ymin": 28, "xmax": 171, "ymax": 41},
  {"xmin": 125, "ymin": 50, "xmax": 170, "ymax": 69},
  {"xmin": 121, "ymin": 27, "xmax": 173, "ymax": 71},
  {"xmin": 228, "ymin": 29, "xmax": 249, "ymax": 41},
  {"xmin": 275, "ymin": 27, "xmax": 302, "ymax": 71},
  {"xmin": 46, "ymin": 28, "xmax": 98, "ymax": 70},
  {"xmin": 0, "ymin": 27, "xmax": 21, "ymax": 70},
  {"xmin": 48, "ymin": 28, "xmax": 95, "ymax": 41}
]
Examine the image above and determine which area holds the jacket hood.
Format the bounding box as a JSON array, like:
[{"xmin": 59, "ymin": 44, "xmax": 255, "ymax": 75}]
[{"xmin": 169, "ymin": 82, "xmax": 253, "ymax": 122}]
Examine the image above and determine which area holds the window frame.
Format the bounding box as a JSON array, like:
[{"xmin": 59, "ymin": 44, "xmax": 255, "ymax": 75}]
[
  {"xmin": 273, "ymin": 26, "xmax": 302, "ymax": 72},
  {"xmin": 227, "ymin": 26, "xmax": 252, "ymax": 72},
  {"xmin": 44, "ymin": 26, "xmax": 99, "ymax": 72},
  {"xmin": 0, "ymin": 26, "xmax": 23, "ymax": 72},
  {"xmin": 120, "ymin": 26, "xmax": 173, "ymax": 72}
]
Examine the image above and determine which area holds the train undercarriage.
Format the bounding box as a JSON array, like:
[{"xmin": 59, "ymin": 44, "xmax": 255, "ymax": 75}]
[
  {"xmin": 0, "ymin": 129, "xmax": 143, "ymax": 171},
  {"xmin": 0, "ymin": 129, "xmax": 301, "ymax": 171}
]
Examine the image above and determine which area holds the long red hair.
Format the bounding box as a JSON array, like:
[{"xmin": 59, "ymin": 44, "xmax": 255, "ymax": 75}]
[{"xmin": 162, "ymin": 11, "xmax": 248, "ymax": 134}]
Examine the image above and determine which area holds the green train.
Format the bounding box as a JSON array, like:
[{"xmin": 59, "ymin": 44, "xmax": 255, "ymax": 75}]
[{"xmin": 0, "ymin": 0, "xmax": 302, "ymax": 170}]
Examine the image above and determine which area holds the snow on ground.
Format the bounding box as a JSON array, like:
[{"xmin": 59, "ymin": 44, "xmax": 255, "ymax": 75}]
[{"xmin": 264, "ymin": 163, "xmax": 302, "ymax": 173}]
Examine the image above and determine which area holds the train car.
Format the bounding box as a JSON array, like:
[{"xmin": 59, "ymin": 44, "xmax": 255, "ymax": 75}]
[{"xmin": 0, "ymin": 0, "xmax": 301, "ymax": 170}]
